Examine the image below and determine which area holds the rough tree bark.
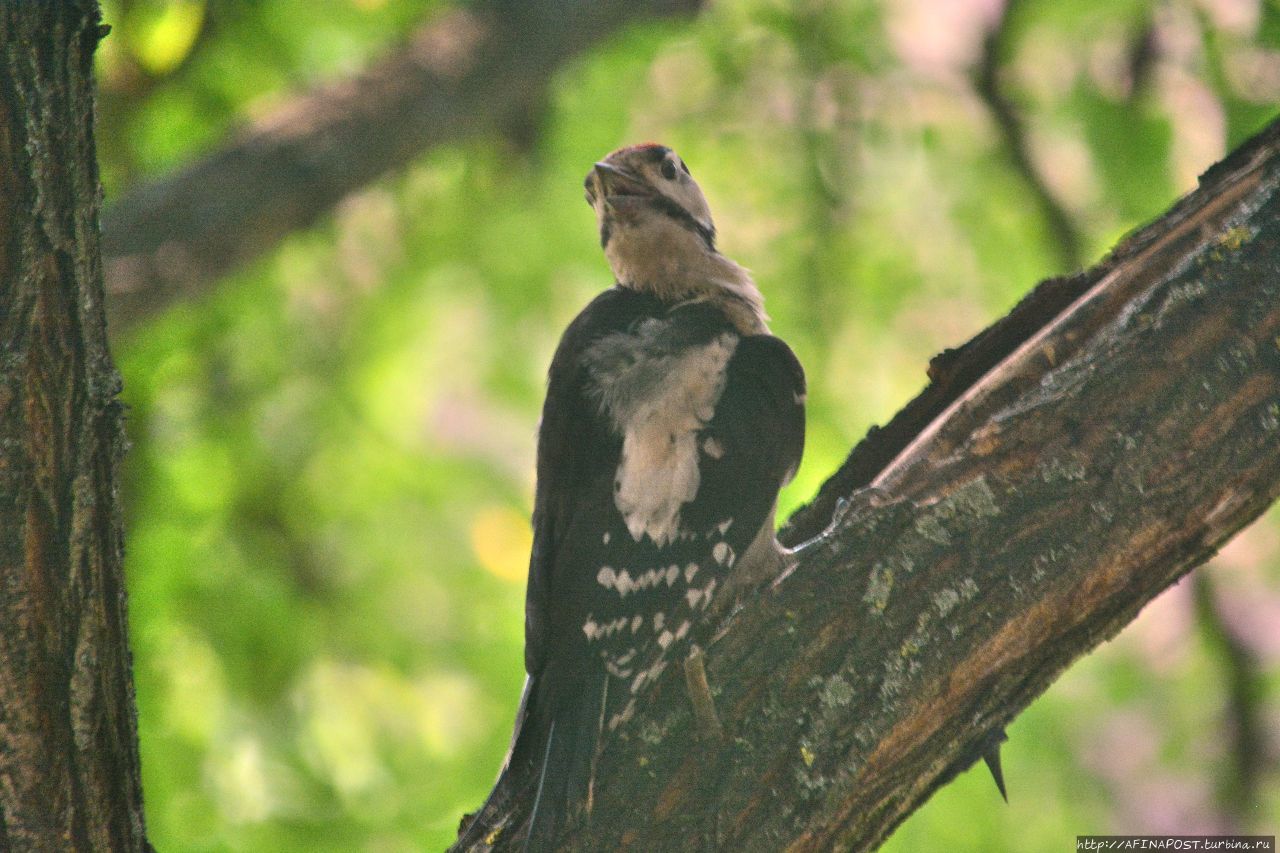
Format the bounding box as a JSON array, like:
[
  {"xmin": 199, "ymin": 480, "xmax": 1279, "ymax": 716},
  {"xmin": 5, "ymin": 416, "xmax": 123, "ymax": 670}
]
[
  {"xmin": 101, "ymin": 0, "xmax": 703, "ymax": 334},
  {"xmin": 459, "ymin": 116, "xmax": 1280, "ymax": 851},
  {"xmin": 0, "ymin": 3, "xmax": 150, "ymax": 850}
]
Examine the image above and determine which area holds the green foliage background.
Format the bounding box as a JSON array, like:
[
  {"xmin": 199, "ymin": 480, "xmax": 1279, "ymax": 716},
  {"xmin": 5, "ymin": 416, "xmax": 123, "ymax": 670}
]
[{"xmin": 96, "ymin": 0, "xmax": 1280, "ymax": 849}]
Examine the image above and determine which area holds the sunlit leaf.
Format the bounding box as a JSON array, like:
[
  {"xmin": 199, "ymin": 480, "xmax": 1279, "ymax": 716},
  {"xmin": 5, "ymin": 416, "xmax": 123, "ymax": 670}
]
[
  {"xmin": 470, "ymin": 505, "xmax": 533, "ymax": 584},
  {"xmin": 132, "ymin": 0, "xmax": 205, "ymax": 75}
]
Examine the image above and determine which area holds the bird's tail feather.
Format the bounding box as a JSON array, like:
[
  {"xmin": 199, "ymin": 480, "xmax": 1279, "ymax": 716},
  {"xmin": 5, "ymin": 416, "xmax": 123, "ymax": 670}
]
[
  {"xmin": 452, "ymin": 678, "xmax": 539, "ymax": 852},
  {"xmin": 454, "ymin": 671, "xmax": 606, "ymax": 852},
  {"xmin": 522, "ymin": 672, "xmax": 607, "ymax": 851}
]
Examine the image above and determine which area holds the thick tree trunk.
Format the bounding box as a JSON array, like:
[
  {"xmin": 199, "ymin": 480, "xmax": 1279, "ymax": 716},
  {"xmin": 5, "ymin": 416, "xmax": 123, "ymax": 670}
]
[
  {"xmin": 463, "ymin": 117, "xmax": 1280, "ymax": 851},
  {"xmin": 0, "ymin": 3, "xmax": 149, "ymax": 850},
  {"xmin": 101, "ymin": 0, "xmax": 704, "ymax": 335}
]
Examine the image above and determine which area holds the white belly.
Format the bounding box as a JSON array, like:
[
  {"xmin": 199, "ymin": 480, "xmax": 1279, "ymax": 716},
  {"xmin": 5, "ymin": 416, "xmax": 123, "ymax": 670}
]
[{"xmin": 608, "ymin": 333, "xmax": 737, "ymax": 545}]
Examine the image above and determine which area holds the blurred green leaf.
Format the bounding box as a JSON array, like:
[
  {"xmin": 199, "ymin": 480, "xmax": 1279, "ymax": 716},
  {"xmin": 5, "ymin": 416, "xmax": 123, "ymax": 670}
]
[{"xmin": 1076, "ymin": 84, "xmax": 1173, "ymax": 223}]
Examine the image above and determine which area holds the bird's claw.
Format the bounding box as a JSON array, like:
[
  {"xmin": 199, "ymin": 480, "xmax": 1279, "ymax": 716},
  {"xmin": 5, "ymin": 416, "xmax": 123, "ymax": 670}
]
[{"xmin": 824, "ymin": 486, "xmax": 892, "ymax": 537}]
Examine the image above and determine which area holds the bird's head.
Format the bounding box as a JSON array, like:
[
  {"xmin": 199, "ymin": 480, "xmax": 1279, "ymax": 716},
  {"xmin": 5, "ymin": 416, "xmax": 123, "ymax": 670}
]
[
  {"xmin": 584, "ymin": 145, "xmax": 719, "ymax": 288},
  {"xmin": 585, "ymin": 144, "xmax": 715, "ymax": 250},
  {"xmin": 583, "ymin": 143, "xmax": 767, "ymax": 333}
]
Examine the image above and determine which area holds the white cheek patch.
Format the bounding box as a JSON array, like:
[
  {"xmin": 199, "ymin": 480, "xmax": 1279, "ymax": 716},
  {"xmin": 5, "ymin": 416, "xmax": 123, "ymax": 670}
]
[{"xmin": 610, "ymin": 334, "xmax": 738, "ymax": 545}]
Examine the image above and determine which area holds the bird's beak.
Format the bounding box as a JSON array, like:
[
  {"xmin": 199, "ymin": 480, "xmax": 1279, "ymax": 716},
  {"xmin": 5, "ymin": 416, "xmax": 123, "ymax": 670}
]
[{"xmin": 593, "ymin": 161, "xmax": 649, "ymax": 200}]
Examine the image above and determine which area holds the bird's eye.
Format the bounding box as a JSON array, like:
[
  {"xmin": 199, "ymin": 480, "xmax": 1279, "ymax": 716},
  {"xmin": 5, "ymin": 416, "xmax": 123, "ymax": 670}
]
[{"xmin": 660, "ymin": 159, "xmax": 679, "ymax": 181}]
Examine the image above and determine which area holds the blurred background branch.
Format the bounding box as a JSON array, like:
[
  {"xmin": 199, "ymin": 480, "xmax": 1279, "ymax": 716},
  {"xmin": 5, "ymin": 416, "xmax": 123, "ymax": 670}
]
[
  {"xmin": 1192, "ymin": 573, "xmax": 1267, "ymax": 831},
  {"xmin": 102, "ymin": 0, "xmax": 703, "ymax": 334},
  {"xmin": 972, "ymin": 0, "xmax": 1086, "ymax": 273}
]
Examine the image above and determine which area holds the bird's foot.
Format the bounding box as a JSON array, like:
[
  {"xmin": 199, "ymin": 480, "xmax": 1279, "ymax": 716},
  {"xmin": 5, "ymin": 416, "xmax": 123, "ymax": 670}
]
[{"xmin": 819, "ymin": 486, "xmax": 894, "ymax": 543}]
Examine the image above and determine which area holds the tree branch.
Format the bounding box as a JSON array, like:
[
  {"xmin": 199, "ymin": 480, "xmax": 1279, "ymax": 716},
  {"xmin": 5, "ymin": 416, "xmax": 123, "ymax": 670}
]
[
  {"xmin": 101, "ymin": 0, "xmax": 703, "ymax": 334},
  {"xmin": 0, "ymin": 4, "xmax": 149, "ymax": 849},
  {"xmin": 466, "ymin": 115, "xmax": 1280, "ymax": 850}
]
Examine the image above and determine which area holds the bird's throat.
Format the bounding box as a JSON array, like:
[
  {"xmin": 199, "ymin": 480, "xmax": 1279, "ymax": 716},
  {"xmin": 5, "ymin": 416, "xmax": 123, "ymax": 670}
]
[{"xmin": 605, "ymin": 218, "xmax": 768, "ymax": 335}]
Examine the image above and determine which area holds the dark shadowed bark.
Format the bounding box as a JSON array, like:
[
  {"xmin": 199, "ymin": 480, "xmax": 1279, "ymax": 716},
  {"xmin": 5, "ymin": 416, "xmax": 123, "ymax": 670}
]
[
  {"xmin": 459, "ymin": 116, "xmax": 1280, "ymax": 851},
  {"xmin": 0, "ymin": 3, "xmax": 149, "ymax": 850},
  {"xmin": 101, "ymin": 0, "xmax": 704, "ymax": 334}
]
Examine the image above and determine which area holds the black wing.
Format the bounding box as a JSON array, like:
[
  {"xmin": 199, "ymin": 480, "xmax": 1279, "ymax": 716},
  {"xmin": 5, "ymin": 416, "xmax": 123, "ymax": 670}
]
[
  {"xmin": 524, "ymin": 286, "xmax": 665, "ymax": 677},
  {"xmin": 685, "ymin": 332, "xmax": 806, "ymax": 547}
]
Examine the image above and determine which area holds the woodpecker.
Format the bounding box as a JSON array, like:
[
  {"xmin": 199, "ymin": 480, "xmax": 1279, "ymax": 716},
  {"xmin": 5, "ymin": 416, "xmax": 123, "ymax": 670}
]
[{"xmin": 455, "ymin": 144, "xmax": 805, "ymax": 851}]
